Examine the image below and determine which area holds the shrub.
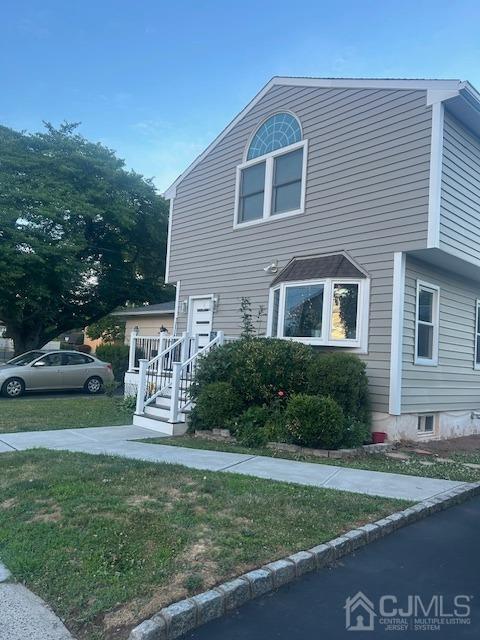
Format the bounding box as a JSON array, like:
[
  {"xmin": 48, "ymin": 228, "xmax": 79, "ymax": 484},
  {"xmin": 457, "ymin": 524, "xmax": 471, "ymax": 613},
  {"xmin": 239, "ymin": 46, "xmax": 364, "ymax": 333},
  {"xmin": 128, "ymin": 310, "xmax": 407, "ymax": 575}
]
[
  {"xmin": 285, "ymin": 394, "xmax": 344, "ymax": 449},
  {"xmin": 230, "ymin": 406, "xmax": 270, "ymax": 448},
  {"xmin": 189, "ymin": 382, "xmax": 243, "ymax": 430},
  {"xmin": 308, "ymin": 352, "xmax": 370, "ymax": 425},
  {"xmin": 341, "ymin": 419, "xmax": 371, "ymax": 448},
  {"xmin": 192, "ymin": 338, "xmax": 315, "ymax": 407},
  {"xmin": 96, "ymin": 343, "xmax": 129, "ymax": 382}
]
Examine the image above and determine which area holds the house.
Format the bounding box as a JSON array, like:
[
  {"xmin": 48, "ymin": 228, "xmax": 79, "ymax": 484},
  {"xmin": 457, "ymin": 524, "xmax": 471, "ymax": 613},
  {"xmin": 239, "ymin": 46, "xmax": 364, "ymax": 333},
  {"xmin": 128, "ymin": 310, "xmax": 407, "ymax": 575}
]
[
  {"xmin": 133, "ymin": 76, "xmax": 480, "ymax": 442},
  {"xmin": 111, "ymin": 302, "xmax": 175, "ymax": 344}
]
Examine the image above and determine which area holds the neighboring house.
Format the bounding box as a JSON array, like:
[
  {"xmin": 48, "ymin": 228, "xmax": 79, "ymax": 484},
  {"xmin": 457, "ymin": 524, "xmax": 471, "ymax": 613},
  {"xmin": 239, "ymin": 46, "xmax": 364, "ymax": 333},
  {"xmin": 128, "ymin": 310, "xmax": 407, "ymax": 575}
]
[
  {"xmin": 112, "ymin": 302, "xmax": 175, "ymax": 344},
  {"xmin": 158, "ymin": 76, "xmax": 480, "ymax": 442}
]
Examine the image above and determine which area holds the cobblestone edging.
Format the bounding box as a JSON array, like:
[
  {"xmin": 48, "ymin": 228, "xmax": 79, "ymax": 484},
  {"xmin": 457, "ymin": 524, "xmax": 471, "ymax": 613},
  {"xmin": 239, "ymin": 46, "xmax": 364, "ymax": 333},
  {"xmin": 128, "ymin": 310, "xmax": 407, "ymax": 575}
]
[{"xmin": 129, "ymin": 481, "xmax": 480, "ymax": 640}]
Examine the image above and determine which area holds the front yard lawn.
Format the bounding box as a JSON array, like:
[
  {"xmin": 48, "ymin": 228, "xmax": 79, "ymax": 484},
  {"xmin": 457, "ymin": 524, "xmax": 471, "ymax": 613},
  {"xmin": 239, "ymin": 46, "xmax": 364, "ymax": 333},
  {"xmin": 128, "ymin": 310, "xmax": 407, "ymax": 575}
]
[
  {"xmin": 141, "ymin": 435, "xmax": 480, "ymax": 483},
  {"xmin": 0, "ymin": 396, "xmax": 131, "ymax": 433},
  {"xmin": 0, "ymin": 450, "xmax": 407, "ymax": 639}
]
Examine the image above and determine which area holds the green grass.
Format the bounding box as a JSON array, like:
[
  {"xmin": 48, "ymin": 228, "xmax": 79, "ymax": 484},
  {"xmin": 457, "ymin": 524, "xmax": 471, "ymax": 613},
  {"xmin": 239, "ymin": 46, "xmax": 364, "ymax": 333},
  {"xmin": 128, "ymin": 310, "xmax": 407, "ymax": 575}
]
[
  {"xmin": 0, "ymin": 450, "xmax": 407, "ymax": 639},
  {"xmin": 141, "ymin": 435, "xmax": 480, "ymax": 483},
  {"xmin": 0, "ymin": 396, "xmax": 131, "ymax": 433}
]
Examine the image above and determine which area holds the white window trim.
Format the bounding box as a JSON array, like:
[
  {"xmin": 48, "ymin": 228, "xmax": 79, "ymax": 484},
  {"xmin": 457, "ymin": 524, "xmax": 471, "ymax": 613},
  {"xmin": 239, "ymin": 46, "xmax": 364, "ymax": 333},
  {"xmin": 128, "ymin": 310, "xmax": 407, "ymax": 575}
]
[
  {"xmin": 417, "ymin": 414, "xmax": 436, "ymax": 438},
  {"xmin": 474, "ymin": 299, "xmax": 480, "ymax": 370},
  {"xmin": 414, "ymin": 280, "xmax": 440, "ymax": 366},
  {"xmin": 267, "ymin": 277, "xmax": 369, "ymax": 352},
  {"xmin": 233, "ymin": 139, "xmax": 308, "ymax": 229}
]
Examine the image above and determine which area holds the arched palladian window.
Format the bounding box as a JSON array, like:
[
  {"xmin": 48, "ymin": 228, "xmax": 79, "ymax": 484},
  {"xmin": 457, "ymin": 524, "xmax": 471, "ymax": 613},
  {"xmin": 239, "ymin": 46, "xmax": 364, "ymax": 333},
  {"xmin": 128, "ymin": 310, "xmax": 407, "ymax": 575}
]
[
  {"xmin": 247, "ymin": 113, "xmax": 302, "ymax": 160},
  {"xmin": 234, "ymin": 112, "xmax": 307, "ymax": 227}
]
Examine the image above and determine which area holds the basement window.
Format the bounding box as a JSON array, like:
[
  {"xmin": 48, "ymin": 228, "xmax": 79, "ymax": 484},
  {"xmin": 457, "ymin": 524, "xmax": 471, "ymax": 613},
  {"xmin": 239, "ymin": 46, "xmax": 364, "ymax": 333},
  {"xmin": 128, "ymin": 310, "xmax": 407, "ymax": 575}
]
[{"xmin": 417, "ymin": 414, "xmax": 435, "ymax": 434}]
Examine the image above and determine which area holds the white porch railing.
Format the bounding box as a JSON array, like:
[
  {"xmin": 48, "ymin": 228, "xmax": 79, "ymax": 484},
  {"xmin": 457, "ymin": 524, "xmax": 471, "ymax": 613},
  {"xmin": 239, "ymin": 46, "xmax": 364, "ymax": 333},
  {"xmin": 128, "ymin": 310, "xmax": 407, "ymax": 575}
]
[
  {"xmin": 169, "ymin": 331, "xmax": 224, "ymax": 423},
  {"xmin": 135, "ymin": 331, "xmax": 225, "ymax": 422},
  {"xmin": 128, "ymin": 330, "xmax": 176, "ymax": 371}
]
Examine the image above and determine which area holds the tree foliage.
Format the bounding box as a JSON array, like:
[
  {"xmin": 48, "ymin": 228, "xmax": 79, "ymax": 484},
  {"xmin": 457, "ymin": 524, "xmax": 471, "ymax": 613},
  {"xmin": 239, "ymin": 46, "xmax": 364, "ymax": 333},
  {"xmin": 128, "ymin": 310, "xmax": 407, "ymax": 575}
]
[
  {"xmin": 0, "ymin": 122, "xmax": 174, "ymax": 354},
  {"xmin": 86, "ymin": 315, "xmax": 125, "ymax": 343}
]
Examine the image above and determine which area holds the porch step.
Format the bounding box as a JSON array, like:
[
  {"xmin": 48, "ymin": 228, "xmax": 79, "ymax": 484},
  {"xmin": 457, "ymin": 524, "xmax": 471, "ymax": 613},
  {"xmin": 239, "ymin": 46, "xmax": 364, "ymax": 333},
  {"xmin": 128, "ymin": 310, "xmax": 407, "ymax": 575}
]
[
  {"xmin": 133, "ymin": 413, "xmax": 188, "ymax": 436},
  {"xmin": 145, "ymin": 404, "xmax": 177, "ymax": 421}
]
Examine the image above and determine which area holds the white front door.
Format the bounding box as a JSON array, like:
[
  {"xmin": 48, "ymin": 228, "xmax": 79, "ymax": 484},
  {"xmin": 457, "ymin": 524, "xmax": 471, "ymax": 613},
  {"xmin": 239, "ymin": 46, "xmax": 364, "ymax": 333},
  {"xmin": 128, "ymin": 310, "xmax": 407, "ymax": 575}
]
[{"xmin": 189, "ymin": 297, "xmax": 213, "ymax": 347}]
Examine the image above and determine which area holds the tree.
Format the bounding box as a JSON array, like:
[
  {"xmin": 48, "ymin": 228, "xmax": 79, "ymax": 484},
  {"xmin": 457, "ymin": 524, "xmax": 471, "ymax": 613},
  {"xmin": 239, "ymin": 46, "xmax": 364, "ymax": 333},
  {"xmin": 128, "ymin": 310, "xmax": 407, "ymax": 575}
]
[
  {"xmin": 86, "ymin": 315, "xmax": 125, "ymax": 343},
  {"xmin": 0, "ymin": 122, "xmax": 174, "ymax": 355}
]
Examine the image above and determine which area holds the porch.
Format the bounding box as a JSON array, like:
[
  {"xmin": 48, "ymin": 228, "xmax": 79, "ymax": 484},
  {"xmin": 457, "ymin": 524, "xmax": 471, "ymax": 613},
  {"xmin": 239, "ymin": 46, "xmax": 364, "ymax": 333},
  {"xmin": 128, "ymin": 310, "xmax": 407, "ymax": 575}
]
[{"xmin": 125, "ymin": 329, "xmax": 234, "ymax": 435}]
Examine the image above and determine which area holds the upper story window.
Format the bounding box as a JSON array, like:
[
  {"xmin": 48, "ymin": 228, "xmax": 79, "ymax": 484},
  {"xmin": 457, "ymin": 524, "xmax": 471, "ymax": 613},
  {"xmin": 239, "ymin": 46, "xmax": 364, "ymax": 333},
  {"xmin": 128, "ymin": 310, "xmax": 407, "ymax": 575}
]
[
  {"xmin": 234, "ymin": 112, "xmax": 307, "ymax": 228},
  {"xmin": 247, "ymin": 113, "xmax": 302, "ymax": 160}
]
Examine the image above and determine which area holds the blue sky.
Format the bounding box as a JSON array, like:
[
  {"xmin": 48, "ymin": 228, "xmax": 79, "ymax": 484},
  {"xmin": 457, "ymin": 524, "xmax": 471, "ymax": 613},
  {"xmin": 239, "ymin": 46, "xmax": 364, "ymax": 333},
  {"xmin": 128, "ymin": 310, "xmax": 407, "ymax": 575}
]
[{"xmin": 2, "ymin": 0, "xmax": 480, "ymax": 192}]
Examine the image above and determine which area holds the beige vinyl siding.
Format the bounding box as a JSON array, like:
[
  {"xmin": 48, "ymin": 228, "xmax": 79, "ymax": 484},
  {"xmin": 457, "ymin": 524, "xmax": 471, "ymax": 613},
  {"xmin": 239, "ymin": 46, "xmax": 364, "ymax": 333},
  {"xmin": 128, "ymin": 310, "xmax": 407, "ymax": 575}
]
[
  {"xmin": 440, "ymin": 110, "xmax": 480, "ymax": 263},
  {"xmin": 124, "ymin": 316, "xmax": 174, "ymax": 345},
  {"xmin": 169, "ymin": 85, "xmax": 433, "ymax": 413},
  {"xmin": 402, "ymin": 256, "xmax": 480, "ymax": 412}
]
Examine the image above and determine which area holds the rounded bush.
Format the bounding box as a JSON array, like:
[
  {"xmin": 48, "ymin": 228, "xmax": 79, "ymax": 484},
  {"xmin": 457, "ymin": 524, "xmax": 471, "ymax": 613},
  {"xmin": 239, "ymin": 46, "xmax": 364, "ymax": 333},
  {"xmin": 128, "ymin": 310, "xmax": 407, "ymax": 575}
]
[
  {"xmin": 230, "ymin": 406, "xmax": 270, "ymax": 448},
  {"xmin": 286, "ymin": 394, "xmax": 344, "ymax": 449},
  {"xmin": 95, "ymin": 343, "xmax": 129, "ymax": 382},
  {"xmin": 192, "ymin": 338, "xmax": 315, "ymax": 407},
  {"xmin": 308, "ymin": 352, "xmax": 370, "ymax": 425},
  {"xmin": 190, "ymin": 382, "xmax": 243, "ymax": 430}
]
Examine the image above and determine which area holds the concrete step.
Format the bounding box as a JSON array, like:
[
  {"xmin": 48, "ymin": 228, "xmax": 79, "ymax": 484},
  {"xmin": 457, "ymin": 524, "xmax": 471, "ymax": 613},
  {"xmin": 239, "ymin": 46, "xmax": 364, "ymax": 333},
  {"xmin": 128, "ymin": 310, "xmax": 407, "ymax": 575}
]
[{"xmin": 133, "ymin": 413, "xmax": 188, "ymax": 436}]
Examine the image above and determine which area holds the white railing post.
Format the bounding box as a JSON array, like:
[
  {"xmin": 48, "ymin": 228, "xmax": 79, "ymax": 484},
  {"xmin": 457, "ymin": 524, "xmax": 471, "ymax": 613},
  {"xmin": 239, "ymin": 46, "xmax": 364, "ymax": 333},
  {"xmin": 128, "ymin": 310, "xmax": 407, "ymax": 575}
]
[
  {"xmin": 158, "ymin": 331, "xmax": 167, "ymax": 374},
  {"xmin": 135, "ymin": 358, "xmax": 148, "ymax": 415},
  {"xmin": 128, "ymin": 328, "xmax": 138, "ymax": 371},
  {"xmin": 193, "ymin": 333, "xmax": 200, "ymax": 355},
  {"xmin": 169, "ymin": 362, "xmax": 181, "ymax": 423},
  {"xmin": 217, "ymin": 330, "xmax": 225, "ymax": 346},
  {"xmin": 180, "ymin": 331, "xmax": 189, "ymax": 363}
]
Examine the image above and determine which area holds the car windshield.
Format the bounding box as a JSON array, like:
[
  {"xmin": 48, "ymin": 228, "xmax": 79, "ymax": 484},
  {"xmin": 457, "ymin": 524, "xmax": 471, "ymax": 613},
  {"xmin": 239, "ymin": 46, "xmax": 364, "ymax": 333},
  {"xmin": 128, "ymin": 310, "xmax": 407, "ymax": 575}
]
[{"xmin": 7, "ymin": 351, "xmax": 45, "ymax": 366}]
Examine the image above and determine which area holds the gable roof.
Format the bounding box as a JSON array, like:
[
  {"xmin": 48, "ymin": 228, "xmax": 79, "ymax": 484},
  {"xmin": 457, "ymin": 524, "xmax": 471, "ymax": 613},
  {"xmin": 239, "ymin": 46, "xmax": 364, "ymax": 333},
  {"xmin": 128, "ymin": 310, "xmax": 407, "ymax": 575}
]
[
  {"xmin": 111, "ymin": 301, "xmax": 175, "ymax": 317},
  {"xmin": 270, "ymin": 253, "xmax": 367, "ymax": 287},
  {"xmin": 164, "ymin": 76, "xmax": 478, "ymax": 199}
]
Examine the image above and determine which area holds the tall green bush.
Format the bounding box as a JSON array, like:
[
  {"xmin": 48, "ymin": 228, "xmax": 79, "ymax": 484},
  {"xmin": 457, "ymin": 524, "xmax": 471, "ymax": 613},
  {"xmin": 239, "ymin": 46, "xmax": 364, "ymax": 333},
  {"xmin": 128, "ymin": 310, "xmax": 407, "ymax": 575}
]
[
  {"xmin": 190, "ymin": 382, "xmax": 243, "ymax": 430},
  {"xmin": 308, "ymin": 352, "xmax": 370, "ymax": 425},
  {"xmin": 285, "ymin": 394, "xmax": 344, "ymax": 449},
  {"xmin": 191, "ymin": 338, "xmax": 315, "ymax": 407},
  {"xmin": 96, "ymin": 343, "xmax": 129, "ymax": 382}
]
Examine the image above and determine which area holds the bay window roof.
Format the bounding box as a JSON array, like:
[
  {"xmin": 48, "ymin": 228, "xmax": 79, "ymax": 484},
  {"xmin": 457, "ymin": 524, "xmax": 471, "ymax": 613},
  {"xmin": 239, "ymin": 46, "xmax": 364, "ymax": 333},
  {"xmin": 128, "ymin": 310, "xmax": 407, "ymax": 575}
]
[{"xmin": 271, "ymin": 253, "xmax": 366, "ymax": 287}]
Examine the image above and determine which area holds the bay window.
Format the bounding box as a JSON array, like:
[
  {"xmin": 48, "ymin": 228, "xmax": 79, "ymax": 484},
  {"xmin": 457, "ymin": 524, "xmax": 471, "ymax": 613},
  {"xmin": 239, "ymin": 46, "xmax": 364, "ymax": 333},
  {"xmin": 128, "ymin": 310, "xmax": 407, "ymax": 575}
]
[{"xmin": 268, "ymin": 278, "xmax": 367, "ymax": 349}]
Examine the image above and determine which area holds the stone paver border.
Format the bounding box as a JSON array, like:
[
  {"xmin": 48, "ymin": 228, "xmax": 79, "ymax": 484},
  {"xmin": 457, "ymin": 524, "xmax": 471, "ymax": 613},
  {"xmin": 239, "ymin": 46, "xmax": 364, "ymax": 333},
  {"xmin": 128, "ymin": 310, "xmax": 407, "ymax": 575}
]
[{"xmin": 129, "ymin": 481, "xmax": 480, "ymax": 640}]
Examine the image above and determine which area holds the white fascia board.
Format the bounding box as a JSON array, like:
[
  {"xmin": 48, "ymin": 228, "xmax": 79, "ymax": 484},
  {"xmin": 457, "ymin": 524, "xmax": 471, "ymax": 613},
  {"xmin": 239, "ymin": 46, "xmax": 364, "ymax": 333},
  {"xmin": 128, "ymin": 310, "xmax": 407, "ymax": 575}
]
[
  {"xmin": 427, "ymin": 102, "xmax": 445, "ymax": 248},
  {"xmin": 112, "ymin": 309, "xmax": 175, "ymax": 317},
  {"xmin": 165, "ymin": 197, "xmax": 174, "ymax": 282},
  {"xmin": 163, "ymin": 77, "xmax": 465, "ymax": 199}
]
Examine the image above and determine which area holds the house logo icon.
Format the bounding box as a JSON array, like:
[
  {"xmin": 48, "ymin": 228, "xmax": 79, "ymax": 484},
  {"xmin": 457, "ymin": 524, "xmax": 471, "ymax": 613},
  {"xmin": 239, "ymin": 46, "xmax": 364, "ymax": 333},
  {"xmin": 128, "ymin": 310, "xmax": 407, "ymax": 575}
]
[{"xmin": 344, "ymin": 591, "xmax": 376, "ymax": 631}]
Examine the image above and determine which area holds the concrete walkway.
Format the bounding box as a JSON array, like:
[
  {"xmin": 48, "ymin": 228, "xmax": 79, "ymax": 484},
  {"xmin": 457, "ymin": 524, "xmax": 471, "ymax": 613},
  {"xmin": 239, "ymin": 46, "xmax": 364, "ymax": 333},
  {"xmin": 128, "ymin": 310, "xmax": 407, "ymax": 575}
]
[
  {"xmin": 0, "ymin": 564, "xmax": 73, "ymax": 640},
  {"xmin": 0, "ymin": 425, "xmax": 468, "ymax": 501}
]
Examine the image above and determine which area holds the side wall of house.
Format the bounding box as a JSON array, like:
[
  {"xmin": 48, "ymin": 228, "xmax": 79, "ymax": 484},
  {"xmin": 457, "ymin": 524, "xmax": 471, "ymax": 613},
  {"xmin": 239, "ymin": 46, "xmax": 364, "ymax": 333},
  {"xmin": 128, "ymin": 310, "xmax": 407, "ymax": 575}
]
[
  {"xmin": 169, "ymin": 86, "xmax": 434, "ymax": 413},
  {"xmin": 440, "ymin": 110, "xmax": 480, "ymax": 263},
  {"xmin": 402, "ymin": 255, "xmax": 480, "ymax": 414},
  {"xmin": 123, "ymin": 316, "xmax": 175, "ymax": 344}
]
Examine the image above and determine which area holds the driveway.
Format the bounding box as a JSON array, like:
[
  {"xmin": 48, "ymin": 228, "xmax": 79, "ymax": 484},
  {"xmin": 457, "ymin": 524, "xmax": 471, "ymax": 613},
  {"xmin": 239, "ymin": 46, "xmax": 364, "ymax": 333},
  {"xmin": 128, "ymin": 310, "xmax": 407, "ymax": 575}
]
[
  {"xmin": 186, "ymin": 495, "xmax": 480, "ymax": 639},
  {"xmin": 0, "ymin": 425, "xmax": 468, "ymax": 501}
]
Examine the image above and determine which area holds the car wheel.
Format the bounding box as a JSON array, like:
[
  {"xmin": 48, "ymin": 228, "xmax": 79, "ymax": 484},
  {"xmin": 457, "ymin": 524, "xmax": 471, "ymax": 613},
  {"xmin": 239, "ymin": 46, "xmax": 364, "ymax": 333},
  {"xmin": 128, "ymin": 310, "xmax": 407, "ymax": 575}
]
[
  {"xmin": 84, "ymin": 376, "xmax": 103, "ymax": 395},
  {"xmin": 2, "ymin": 377, "xmax": 25, "ymax": 398}
]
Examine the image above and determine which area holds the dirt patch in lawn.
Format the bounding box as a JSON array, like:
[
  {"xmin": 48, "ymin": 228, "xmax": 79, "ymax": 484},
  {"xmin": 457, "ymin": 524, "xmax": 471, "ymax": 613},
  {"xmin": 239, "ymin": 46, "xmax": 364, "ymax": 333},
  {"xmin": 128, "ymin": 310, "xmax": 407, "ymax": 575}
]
[{"xmin": 402, "ymin": 434, "xmax": 480, "ymax": 455}]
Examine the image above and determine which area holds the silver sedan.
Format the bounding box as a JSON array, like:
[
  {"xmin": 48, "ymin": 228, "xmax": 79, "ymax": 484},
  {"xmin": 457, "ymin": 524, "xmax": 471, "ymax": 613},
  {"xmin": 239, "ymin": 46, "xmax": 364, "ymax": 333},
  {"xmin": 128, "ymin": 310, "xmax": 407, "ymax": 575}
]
[{"xmin": 0, "ymin": 350, "xmax": 115, "ymax": 398}]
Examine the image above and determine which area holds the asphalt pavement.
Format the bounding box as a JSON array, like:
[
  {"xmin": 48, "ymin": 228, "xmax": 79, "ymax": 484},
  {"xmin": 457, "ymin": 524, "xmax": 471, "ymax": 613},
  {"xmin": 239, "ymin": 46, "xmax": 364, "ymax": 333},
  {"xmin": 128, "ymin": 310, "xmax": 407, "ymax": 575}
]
[{"xmin": 186, "ymin": 495, "xmax": 480, "ymax": 639}]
